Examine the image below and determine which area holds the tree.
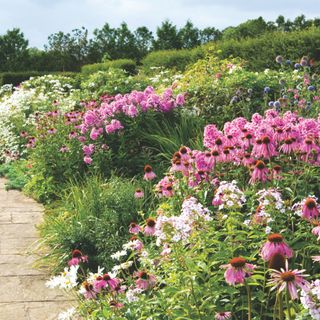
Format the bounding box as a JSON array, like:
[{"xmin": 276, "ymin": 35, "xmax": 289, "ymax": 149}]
[
  {"xmin": 179, "ymin": 21, "xmax": 201, "ymax": 49},
  {"xmin": 153, "ymin": 20, "xmax": 182, "ymax": 50},
  {"xmin": 222, "ymin": 17, "xmax": 269, "ymax": 40},
  {"xmin": 134, "ymin": 26, "xmax": 154, "ymax": 60},
  {"xmin": 114, "ymin": 22, "xmax": 138, "ymax": 59},
  {"xmin": 199, "ymin": 27, "xmax": 222, "ymax": 44},
  {"xmin": 0, "ymin": 28, "xmax": 29, "ymax": 71},
  {"xmin": 45, "ymin": 27, "xmax": 89, "ymax": 71}
]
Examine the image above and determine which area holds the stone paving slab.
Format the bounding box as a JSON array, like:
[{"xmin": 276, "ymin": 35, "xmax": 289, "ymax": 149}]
[{"xmin": 0, "ymin": 178, "xmax": 74, "ymax": 319}]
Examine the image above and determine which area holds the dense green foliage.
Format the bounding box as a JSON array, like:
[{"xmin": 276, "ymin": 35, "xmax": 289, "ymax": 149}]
[
  {"xmin": 81, "ymin": 59, "xmax": 137, "ymax": 75},
  {"xmin": 0, "ymin": 71, "xmax": 80, "ymax": 86},
  {"xmin": 216, "ymin": 27, "xmax": 320, "ymax": 71},
  {"xmin": 142, "ymin": 47, "xmax": 204, "ymax": 73}
]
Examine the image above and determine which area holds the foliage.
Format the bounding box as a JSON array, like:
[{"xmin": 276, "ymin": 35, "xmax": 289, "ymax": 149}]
[
  {"xmin": 39, "ymin": 175, "xmax": 146, "ymax": 271},
  {"xmin": 0, "ymin": 160, "xmax": 30, "ymax": 190},
  {"xmin": 216, "ymin": 27, "xmax": 320, "ymax": 71},
  {"xmin": 81, "ymin": 59, "xmax": 137, "ymax": 75},
  {"xmin": 0, "ymin": 71, "xmax": 80, "ymax": 86},
  {"xmin": 80, "ymin": 69, "xmax": 146, "ymax": 99},
  {"xmin": 0, "ymin": 28, "xmax": 29, "ymax": 72},
  {"xmin": 142, "ymin": 47, "xmax": 204, "ymax": 73}
]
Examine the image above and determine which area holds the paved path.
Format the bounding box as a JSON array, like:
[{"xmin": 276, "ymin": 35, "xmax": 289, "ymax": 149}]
[{"xmin": 0, "ymin": 178, "xmax": 74, "ymax": 320}]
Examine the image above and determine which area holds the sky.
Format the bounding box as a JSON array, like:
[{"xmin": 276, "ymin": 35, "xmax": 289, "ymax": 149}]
[{"xmin": 0, "ymin": 0, "xmax": 320, "ymax": 48}]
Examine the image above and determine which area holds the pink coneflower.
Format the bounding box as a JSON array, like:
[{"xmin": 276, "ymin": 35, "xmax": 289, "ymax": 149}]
[
  {"xmin": 144, "ymin": 218, "xmax": 156, "ymax": 236},
  {"xmin": 59, "ymin": 145, "xmax": 69, "ymax": 153},
  {"xmin": 272, "ymin": 165, "xmax": 282, "ymax": 180},
  {"xmin": 129, "ymin": 222, "xmax": 142, "ymax": 234},
  {"xmin": 249, "ymin": 160, "xmax": 269, "ymax": 184},
  {"xmin": 221, "ymin": 257, "xmax": 255, "ymax": 286},
  {"xmin": 253, "ymin": 136, "xmax": 277, "ymax": 159},
  {"xmin": 260, "ymin": 234, "xmax": 293, "ymax": 261},
  {"xmin": 81, "ymin": 281, "xmax": 97, "ymax": 299},
  {"xmin": 134, "ymin": 188, "xmax": 144, "ymax": 199},
  {"xmin": 215, "ymin": 312, "xmax": 232, "ymax": 320},
  {"xmin": 47, "ymin": 128, "xmax": 57, "ymax": 134},
  {"xmin": 20, "ymin": 131, "xmax": 28, "ymax": 138},
  {"xmin": 135, "ymin": 271, "xmax": 156, "ymax": 290},
  {"xmin": 130, "ymin": 236, "xmax": 144, "ymax": 251},
  {"xmin": 268, "ymin": 261, "xmax": 310, "ymax": 300},
  {"xmin": 94, "ymin": 273, "xmax": 119, "ymax": 291},
  {"xmin": 84, "ymin": 156, "xmax": 92, "ymax": 164},
  {"xmin": 143, "ymin": 165, "xmax": 156, "ymax": 181},
  {"xmin": 268, "ymin": 253, "xmax": 286, "ymax": 271},
  {"xmin": 302, "ymin": 197, "xmax": 319, "ymax": 220},
  {"xmin": 68, "ymin": 249, "xmax": 88, "ymax": 266},
  {"xmin": 109, "ymin": 300, "xmax": 124, "ymax": 309},
  {"xmin": 312, "ymin": 224, "xmax": 320, "ymax": 240}
]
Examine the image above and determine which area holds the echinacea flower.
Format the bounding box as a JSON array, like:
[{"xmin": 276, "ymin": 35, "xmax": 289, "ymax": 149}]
[
  {"xmin": 249, "ymin": 160, "xmax": 269, "ymax": 184},
  {"xmin": 311, "ymin": 256, "xmax": 320, "ymax": 263},
  {"xmin": 215, "ymin": 312, "xmax": 232, "ymax": 320},
  {"xmin": 79, "ymin": 281, "xmax": 97, "ymax": 299},
  {"xmin": 143, "ymin": 165, "xmax": 156, "ymax": 181},
  {"xmin": 268, "ymin": 253, "xmax": 286, "ymax": 271},
  {"xmin": 129, "ymin": 222, "xmax": 142, "ymax": 234},
  {"xmin": 260, "ymin": 234, "xmax": 293, "ymax": 261},
  {"xmin": 134, "ymin": 188, "xmax": 144, "ymax": 199},
  {"xmin": 109, "ymin": 300, "xmax": 124, "ymax": 309},
  {"xmin": 221, "ymin": 257, "xmax": 255, "ymax": 286},
  {"xmin": 68, "ymin": 249, "xmax": 88, "ymax": 267},
  {"xmin": 144, "ymin": 218, "xmax": 156, "ymax": 236},
  {"xmin": 268, "ymin": 261, "xmax": 310, "ymax": 300},
  {"xmin": 312, "ymin": 224, "xmax": 320, "ymax": 240},
  {"xmin": 94, "ymin": 273, "xmax": 120, "ymax": 291},
  {"xmin": 135, "ymin": 270, "xmax": 156, "ymax": 290},
  {"xmin": 302, "ymin": 197, "xmax": 319, "ymax": 220}
]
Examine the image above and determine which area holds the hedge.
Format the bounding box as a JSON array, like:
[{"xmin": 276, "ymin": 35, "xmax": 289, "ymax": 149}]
[
  {"xmin": 215, "ymin": 27, "xmax": 320, "ymax": 71},
  {"xmin": 141, "ymin": 47, "xmax": 205, "ymax": 74},
  {"xmin": 81, "ymin": 59, "xmax": 136, "ymax": 75},
  {"xmin": 0, "ymin": 71, "xmax": 80, "ymax": 87}
]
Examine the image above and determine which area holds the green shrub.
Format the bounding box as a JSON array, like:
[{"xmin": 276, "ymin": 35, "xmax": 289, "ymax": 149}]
[
  {"xmin": 142, "ymin": 47, "xmax": 204, "ymax": 74},
  {"xmin": 80, "ymin": 69, "xmax": 147, "ymax": 99},
  {"xmin": 81, "ymin": 59, "xmax": 137, "ymax": 75},
  {"xmin": 0, "ymin": 71, "xmax": 80, "ymax": 87},
  {"xmin": 39, "ymin": 175, "xmax": 143, "ymax": 271},
  {"xmin": 0, "ymin": 160, "xmax": 30, "ymax": 190},
  {"xmin": 215, "ymin": 27, "xmax": 320, "ymax": 70}
]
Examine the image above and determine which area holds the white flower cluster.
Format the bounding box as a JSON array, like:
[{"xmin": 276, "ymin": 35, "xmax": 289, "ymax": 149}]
[
  {"xmin": 58, "ymin": 307, "xmax": 76, "ymax": 320},
  {"xmin": 126, "ymin": 287, "xmax": 143, "ymax": 303},
  {"xmin": 301, "ymin": 280, "xmax": 320, "ymax": 319},
  {"xmin": 0, "ymin": 75, "xmax": 78, "ymax": 160},
  {"xmin": 155, "ymin": 197, "xmax": 211, "ymax": 245},
  {"xmin": 213, "ymin": 180, "xmax": 246, "ymax": 210},
  {"xmin": 256, "ymin": 188, "xmax": 285, "ymax": 212},
  {"xmin": 45, "ymin": 265, "xmax": 79, "ymax": 290}
]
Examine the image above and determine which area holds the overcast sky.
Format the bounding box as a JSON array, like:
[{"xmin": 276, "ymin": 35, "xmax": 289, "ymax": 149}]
[{"xmin": 1, "ymin": 0, "xmax": 320, "ymax": 48}]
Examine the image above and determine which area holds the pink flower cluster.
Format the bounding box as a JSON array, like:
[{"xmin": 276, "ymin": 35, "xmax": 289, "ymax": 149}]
[
  {"xmin": 77, "ymin": 87, "xmax": 185, "ymax": 163},
  {"xmin": 167, "ymin": 110, "xmax": 320, "ymax": 189},
  {"xmin": 203, "ymin": 110, "xmax": 320, "ymax": 169}
]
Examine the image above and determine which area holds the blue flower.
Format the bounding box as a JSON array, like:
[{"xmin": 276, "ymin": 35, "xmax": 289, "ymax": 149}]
[
  {"xmin": 294, "ymin": 63, "xmax": 301, "ymax": 69},
  {"xmin": 308, "ymin": 86, "xmax": 315, "ymax": 91},
  {"xmin": 274, "ymin": 101, "xmax": 281, "ymax": 108},
  {"xmin": 268, "ymin": 101, "xmax": 274, "ymax": 107},
  {"xmin": 264, "ymin": 87, "xmax": 271, "ymax": 94}
]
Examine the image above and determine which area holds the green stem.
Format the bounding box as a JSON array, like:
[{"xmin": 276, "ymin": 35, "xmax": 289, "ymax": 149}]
[
  {"xmin": 286, "ymin": 288, "xmax": 293, "ymax": 320},
  {"xmin": 246, "ymin": 283, "xmax": 252, "ymax": 320},
  {"xmin": 278, "ymin": 292, "xmax": 284, "ymax": 320},
  {"xmin": 273, "ymin": 293, "xmax": 278, "ymax": 320}
]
